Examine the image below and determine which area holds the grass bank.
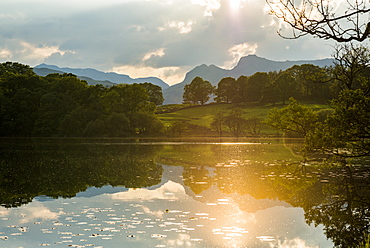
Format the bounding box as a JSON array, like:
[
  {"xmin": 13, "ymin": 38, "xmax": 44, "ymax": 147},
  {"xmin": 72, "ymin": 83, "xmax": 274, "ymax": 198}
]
[{"xmin": 157, "ymin": 102, "xmax": 329, "ymax": 136}]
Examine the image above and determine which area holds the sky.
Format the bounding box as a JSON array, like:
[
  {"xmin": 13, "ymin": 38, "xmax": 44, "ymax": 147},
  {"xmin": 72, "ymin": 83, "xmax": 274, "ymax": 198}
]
[{"xmin": 0, "ymin": 0, "xmax": 347, "ymax": 85}]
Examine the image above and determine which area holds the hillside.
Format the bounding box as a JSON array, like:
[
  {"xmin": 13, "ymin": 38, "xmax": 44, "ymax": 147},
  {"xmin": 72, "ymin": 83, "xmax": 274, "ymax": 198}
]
[
  {"xmin": 34, "ymin": 64, "xmax": 169, "ymax": 89},
  {"xmin": 157, "ymin": 102, "xmax": 329, "ymax": 136},
  {"xmin": 163, "ymin": 55, "xmax": 333, "ymax": 104}
]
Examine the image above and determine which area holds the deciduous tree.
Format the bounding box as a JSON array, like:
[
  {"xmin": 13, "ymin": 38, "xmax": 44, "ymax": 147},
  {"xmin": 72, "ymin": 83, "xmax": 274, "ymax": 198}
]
[
  {"xmin": 215, "ymin": 77, "xmax": 236, "ymax": 103},
  {"xmin": 265, "ymin": 98, "xmax": 318, "ymax": 136},
  {"xmin": 223, "ymin": 108, "xmax": 247, "ymax": 137},
  {"xmin": 183, "ymin": 77, "xmax": 214, "ymax": 105}
]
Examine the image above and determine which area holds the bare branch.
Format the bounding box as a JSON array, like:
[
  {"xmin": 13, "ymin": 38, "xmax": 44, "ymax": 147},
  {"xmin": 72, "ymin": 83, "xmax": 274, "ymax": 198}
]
[{"xmin": 267, "ymin": 0, "xmax": 370, "ymax": 42}]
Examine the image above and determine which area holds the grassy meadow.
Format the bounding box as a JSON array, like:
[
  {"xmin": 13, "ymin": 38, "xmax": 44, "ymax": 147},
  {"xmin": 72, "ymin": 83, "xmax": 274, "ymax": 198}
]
[{"xmin": 157, "ymin": 101, "xmax": 329, "ymax": 136}]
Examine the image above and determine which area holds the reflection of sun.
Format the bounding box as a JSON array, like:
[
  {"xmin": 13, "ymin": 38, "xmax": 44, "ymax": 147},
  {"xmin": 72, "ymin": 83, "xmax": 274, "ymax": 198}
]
[{"xmin": 230, "ymin": 0, "xmax": 241, "ymax": 9}]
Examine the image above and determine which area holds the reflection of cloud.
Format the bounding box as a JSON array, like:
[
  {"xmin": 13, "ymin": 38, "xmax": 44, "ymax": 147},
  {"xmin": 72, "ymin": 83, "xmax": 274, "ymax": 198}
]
[
  {"xmin": 111, "ymin": 180, "xmax": 186, "ymax": 201},
  {"xmin": 19, "ymin": 202, "xmax": 62, "ymax": 223},
  {"xmin": 270, "ymin": 237, "xmax": 320, "ymax": 248},
  {"xmin": 140, "ymin": 205, "xmax": 164, "ymax": 219},
  {"xmin": 0, "ymin": 208, "xmax": 9, "ymax": 217},
  {"xmin": 166, "ymin": 233, "xmax": 192, "ymax": 247}
]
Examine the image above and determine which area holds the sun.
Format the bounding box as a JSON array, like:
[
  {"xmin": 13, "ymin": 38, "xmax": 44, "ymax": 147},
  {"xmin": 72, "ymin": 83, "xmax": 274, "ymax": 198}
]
[{"xmin": 230, "ymin": 0, "xmax": 241, "ymax": 9}]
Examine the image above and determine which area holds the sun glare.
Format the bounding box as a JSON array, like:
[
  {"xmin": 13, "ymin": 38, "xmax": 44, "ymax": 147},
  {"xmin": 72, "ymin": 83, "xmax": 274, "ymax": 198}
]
[{"xmin": 230, "ymin": 0, "xmax": 241, "ymax": 9}]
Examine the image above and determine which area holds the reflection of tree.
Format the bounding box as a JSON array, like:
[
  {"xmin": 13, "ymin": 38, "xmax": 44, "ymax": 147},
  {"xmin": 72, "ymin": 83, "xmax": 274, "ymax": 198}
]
[
  {"xmin": 232, "ymin": 163, "xmax": 370, "ymax": 248},
  {"xmin": 0, "ymin": 139, "xmax": 163, "ymax": 208},
  {"xmin": 179, "ymin": 153, "xmax": 370, "ymax": 247},
  {"xmin": 303, "ymin": 166, "xmax": 370, "ymax": 247},
  {"xmin": 182, "ymin": 166, "xmax": 213, "ymax": 194}
]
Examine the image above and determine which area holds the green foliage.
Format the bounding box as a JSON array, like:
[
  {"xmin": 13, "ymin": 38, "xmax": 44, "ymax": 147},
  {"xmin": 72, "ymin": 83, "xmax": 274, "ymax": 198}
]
[
  {"xmin": 272, "ymin": 71, "xmax": 297, "ymax": 104},
  {"xmin": 0, "ymin": 62, "xmax": 34, "ymax": 77},
  {"xmin": 0, "ymin": 62, "xmax": 165, "ymax": 137},
  {"xmin": 183, "ymin": 77, "xmax": 214, "ymax": 105},
  {"xmin": 265, "ymin": 98, "xmax": 318, "ymax": 137},
  {"xmin": 130, "ymin": 112, "xmax": 164, "ymax": 135},
  {"xmin": 287, "ymin": 64, "xmax": 332, "ymax": 100},
  {"xmin": 305, "ymin": 89, "xmax": 370, "ymax": 157},
  {"xmin": 215, "ymin": 77, "xmax": 236, "ymax": 103},
  {"xmin": 245, "ymin": 72, "xmax": 270, "ymax": 102},
  {"xmin": 356, "ymin": 235, "xmax": 370, "ymax": 248},
  {"xmin": 140, "ymin": 82, "xmax": 164, "ymax": 105}
]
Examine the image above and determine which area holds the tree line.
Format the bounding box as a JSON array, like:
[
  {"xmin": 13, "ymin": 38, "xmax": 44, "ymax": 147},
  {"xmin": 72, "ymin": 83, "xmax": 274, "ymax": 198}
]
[
  {"xmin": 183, "ymin": 63, "xmax": 339, "ymax": 106},
  {"xmin": 265, "ymin": 43, "xmax": 370, "ymax": 158},
  {"xmin": 0, "ymin": 62, "xmax": 164, "ymax": 137},
  {"xmin": 181, "ymin": 43, "xmax": 370, "ymax": 159}
]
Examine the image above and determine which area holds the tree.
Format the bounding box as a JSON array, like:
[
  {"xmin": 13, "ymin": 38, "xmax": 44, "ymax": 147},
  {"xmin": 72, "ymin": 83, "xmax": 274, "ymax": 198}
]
[
  {"xmin": 0, "ymin": 62, "xmax": 34, "ymax": 77},
  {"xmin": 183, "ymin": 77, "xmax": 214, "ymax": 105},
  {"xmin": 287, "ymin": 64, "xmax": 332, "ymax": 100},
  {"xmin": 170, "ymin": 120, "xmax": 188, "ymax": 136},
  {"xmin": 245, "ymin": 72, "xmax": 270, "ymax": 103},
  {"xmin": 331, "ymin": 43, "xmax": 370, "ymax": 93},
  {"xmin": 267, "ymin": 0, "xmax": 370, "ymax": 42},
  {"xmin": 211, "ymin": 111, "xmax": 225, "ymax": 136},
  {"xmin": 105, "ymin": 112, "xmax": 131, "ymax": 137},
  {"xmin": 233, "ymin": 76, "xmax": 248, "ymax": 103},
  {"xmin": 245, "ymin": 116, "xmax": 264, "ymax": 135},
  {"xmin": 110, "ymin": 84, "xmax": 153, "ymax": 114},
  {"xmin": 130, "ymin": 112, "xmax": 164, "ymax": 135},
  {"xmin": 272, "ymin": 71, "xmax": 297, "ymax": 104},
  {"xmin": 215, "ymin": 77, "xmax": 236, "ymax": 103},
  {"xmin": 305, "ymin": 89, "xmax": 370, "ymax": 157},
  {"xmin": 265, "ymin": 98, "xmax": 318, "ymax": 137},
  {"xmin": 223, "ymin": 108, "xmax": 247, "ymax": 137},
  {"xmin": 139, "ymin": 82, "xmax": 164, "ymax": 105}
]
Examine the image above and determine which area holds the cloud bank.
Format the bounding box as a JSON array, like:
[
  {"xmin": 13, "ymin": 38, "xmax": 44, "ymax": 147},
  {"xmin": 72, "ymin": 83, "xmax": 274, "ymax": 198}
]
[{"xmin": 0, "ymin": 0, "xmax": 341, "ymax": 84}]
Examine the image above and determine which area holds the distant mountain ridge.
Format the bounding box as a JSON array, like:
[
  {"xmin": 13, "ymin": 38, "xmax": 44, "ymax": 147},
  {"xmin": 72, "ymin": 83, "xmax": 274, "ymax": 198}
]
[
  {"xmin": 163, "ymin": 55, "xmax": 333, "ymax": 104},
  {"xmin": 34, "ymin": 64, "xmax": 170, "ymax": 89},
  {"xmin": 34, "ymin": 55, "xmax": 333, "ymax": 104}
]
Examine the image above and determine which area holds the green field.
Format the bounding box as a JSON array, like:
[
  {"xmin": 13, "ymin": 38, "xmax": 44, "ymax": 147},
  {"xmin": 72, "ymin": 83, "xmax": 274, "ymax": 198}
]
[{"xmin": 157, "ymin": 102, "xmax": 329, "ymax": 136}]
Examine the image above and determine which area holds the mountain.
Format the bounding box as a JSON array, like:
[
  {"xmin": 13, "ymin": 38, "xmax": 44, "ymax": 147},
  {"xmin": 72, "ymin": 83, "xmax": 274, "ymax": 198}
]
[
  {"xmin": 34, "ymin": 64, "xmax": 170, "ymax": 89},
  {"xmin": 33, "ymin": 67, "xmax": 116, "ymax": 87},
  {"xmin": 163, "ymin": 55, "xmax": 333, "ymax": 104}
]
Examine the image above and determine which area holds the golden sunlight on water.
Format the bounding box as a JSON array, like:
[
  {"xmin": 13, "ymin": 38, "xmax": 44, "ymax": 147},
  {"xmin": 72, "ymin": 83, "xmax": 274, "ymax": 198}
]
[{"xmin": 3, "ymin": 139, "xmax": 365, "ymax": 247}]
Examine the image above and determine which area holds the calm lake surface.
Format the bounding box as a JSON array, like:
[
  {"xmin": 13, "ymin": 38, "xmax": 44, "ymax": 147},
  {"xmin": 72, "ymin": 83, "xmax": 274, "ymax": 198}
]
[{"xmin": 0, "ymin": 138, "xmax": 369, "ymax": 248}]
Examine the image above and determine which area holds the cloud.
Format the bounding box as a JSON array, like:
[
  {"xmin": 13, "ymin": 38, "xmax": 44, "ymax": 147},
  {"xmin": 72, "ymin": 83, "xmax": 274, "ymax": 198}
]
[
  {"xmin": 191, "ymin": 0, "xmax": 221, "ymax": 16},
  {"xmin": 0, "ymin": 0, "xmax": 340, "ymax": 85},
  {"xmin": 112, "ymin": 64, "xmax": 187, "ymax": 84},
  {"xmin": 0, "ymin": 39, "xmax": 74, "ymax": 65},
  {"xmin": 224, "ymin": 42, "xmax": 258, "ymax": 68},
  {"xmin": 167, "ymin": 21, "xmax": 194, "ymax": 34},
  {"xmin": 0, "ymin": 49, "xmax": 12, "ymax": 60},
  {"xmin": 143, "ymin": 48, "xmax": 166, "ymax": 61}
]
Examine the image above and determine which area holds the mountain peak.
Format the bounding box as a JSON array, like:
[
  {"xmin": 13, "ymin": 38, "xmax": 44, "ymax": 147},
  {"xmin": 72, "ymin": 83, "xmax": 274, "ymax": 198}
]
[{"xmin": 34, "ymin": 64, "xmax": 169, "ymax": 89}]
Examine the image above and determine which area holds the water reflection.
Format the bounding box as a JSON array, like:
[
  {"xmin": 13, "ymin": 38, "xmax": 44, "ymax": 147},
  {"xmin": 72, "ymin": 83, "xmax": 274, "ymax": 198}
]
[{"xmin": 0, "ymin": 138, "xmax": 369, "ymax": 247}]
